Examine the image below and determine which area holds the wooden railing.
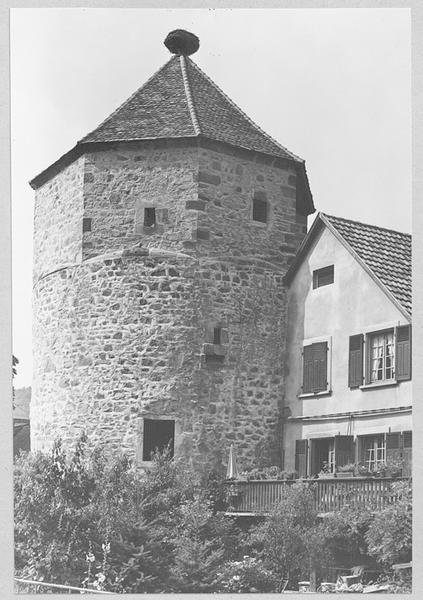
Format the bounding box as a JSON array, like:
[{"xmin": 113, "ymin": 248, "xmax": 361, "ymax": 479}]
[{"xmin": 226, "ymin": 477, "xmax": 408, "ymax": 515}]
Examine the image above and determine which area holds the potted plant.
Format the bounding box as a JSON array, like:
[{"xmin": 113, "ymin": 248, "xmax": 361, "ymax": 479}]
[
  {"xmin": 318, "ymin": 461, "xmax": 334, "ymax": 479},
  {"xmin": 383, "ymin": 459, "xmax": 404, "ymax": 478},
  {"xmin": 355, "ymin": 463, "xmax": 372, "ymax": 477},
  {"xmin": 281, "ymin": 470, "xmax": 297, "ymax": 481},
  {"xmin": 337, "ymin": 463, "xmax": 356, "ymax": 478}
]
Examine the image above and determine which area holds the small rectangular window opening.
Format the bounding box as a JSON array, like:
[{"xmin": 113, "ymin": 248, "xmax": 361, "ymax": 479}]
[
  {"xmin": 83, "ymin": 218, "xmax": 92, "ymax": 233},
  {"xmin": 142, "ymin": 419, "xmax": 175, "ymax": 461},
  {"xmin": 252, "ymin": 198, "xmax": 267, "ymax": 223},
  {"xmin": 213, "ymin": 327, "xmax": 221, "ymax": 345},
  {"xmin": 144, "ymin": 207, "xmax": 156, "ymax": 228},
  {"xmin": 313, "ymin": 265, "xmax": 334, "ymax": 289}
]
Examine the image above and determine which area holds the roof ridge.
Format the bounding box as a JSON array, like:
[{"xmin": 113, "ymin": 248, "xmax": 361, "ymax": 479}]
[
  {"xmin": 186, "ymin": 57, "xmax": 304, "ymax": 163},
  {"xmin": 321, "ymin": 212, "xmax": 411, "ymax": 238},
  {"xmin": 179, "ymin": 55, "xmax": 201, "ymax": 135},
  {"xmin": 78, "ymin": 56, "xmax": 177, "ymax": 145}
]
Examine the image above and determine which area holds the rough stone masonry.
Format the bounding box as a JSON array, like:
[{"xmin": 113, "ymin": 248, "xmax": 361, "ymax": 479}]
[{"xmin": 31, "ymin": 31, "xmax": 313, "ymax": 472}]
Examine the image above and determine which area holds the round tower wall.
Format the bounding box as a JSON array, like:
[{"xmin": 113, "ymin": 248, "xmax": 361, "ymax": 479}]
[
  {"xmin": 32, "ymin": 247, "xmax": 287, "ymax": 470},
  {"xmin": 32, "ymin": 141, "xmax": 307, "ymax": 471}
]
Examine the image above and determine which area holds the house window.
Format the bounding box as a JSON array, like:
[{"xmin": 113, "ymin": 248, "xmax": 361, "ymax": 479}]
[
  {"xmin": 83, "ymin": 218, "xmax": 92, "ymax": 233},
  {"xmin": 349, "ymin": 325, "xmax": 411, "ymax": 387},
  {"xmin": 369, "ymin": 330, "xmax": 394, "ymax": 383},
  {"xmin": 142, "ymin": 419, "xmax": 175, "ymax": 461},
  {"xmin": 313, "ymin": 265, "xmax": 334, "ymax": 289},
  {"xmin": 144, "ymin": 207, "xmax": 156, "ymax": 228},
  {"xmin": 302, "ymin": 341, "xmax": 328, "ymax": 394},
  {"xmin": 252, "ymin": 196, "xmax": 267, "ymax": 223},
  {"xmin": 361, "ymin": 435, "xmax": 386, "ymax": 472}
]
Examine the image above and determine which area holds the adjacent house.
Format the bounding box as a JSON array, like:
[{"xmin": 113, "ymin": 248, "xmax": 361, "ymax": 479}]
[{"xmin": 283, "ymin": 213, "xmax": 412, "ymax": 478}]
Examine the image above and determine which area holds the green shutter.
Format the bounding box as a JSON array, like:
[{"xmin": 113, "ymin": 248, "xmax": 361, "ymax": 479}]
[
  {"xmin": 295, "ymin": 439, "xmax": 308, "ymax": 478},
  {"xmin": 396, "ymin": 325, "xmax": 411, "ymax": 381},
  {"xmin": 303, "ymin": 342, "xmax": 328, "ymax": 393},
  {"xmin": 334, "ymin": 435, "xmax": 355, "ymax": 469},
  {"xmin": 348, "ymin": 334, "xmax": 364, "ymax": 388}
]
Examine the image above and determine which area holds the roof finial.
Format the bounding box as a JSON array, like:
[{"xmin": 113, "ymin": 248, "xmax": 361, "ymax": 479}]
[{"xmin": 164, "ymin": 29, "xmax": 199, "ymax": 56}]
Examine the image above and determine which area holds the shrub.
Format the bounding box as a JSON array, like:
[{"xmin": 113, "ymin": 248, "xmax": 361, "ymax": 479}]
[
  {"xmin": 365, "ymin": 480, "xmax": 412, "ymax": 567},
  {"xmin": 14, "ymin": 438, "xmax": 245, "ymax": 593},
  {"xmin": 216, "ymin": 555, "xmax": 279, "ymax": 593}
]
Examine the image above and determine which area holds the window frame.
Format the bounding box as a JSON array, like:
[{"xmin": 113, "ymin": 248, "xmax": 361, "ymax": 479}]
[
  {"xmin": 366, "ymin": 328, "xmax": 395, "ymax": 384},
  {"xmin": 349, "ymin": 322, "xmax": 411, "ymax": 390},
  {"xmin": 359, "ymin": 434, "xmax": 386, "ymax": 473},
  {"xmin": 312, "ymin": 265, "xmax": 334, "ymax": 289}
]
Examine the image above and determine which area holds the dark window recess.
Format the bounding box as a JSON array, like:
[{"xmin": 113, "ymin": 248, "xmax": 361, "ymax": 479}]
[
  {"xmin": 205, "ymin": 354, "xmax": 225, "ymax": 366},
  {"xmin": 213, "ymin": 327, "xmax": 222, "ymax": 345},
  {"xmin": 144, "ymin": 207, "xmax": 156, "ymax": 227},
  {"xmin": 252, "ymin": 197, "xmax": 267, "ymax": 223},
  {"xmin": 302, "ymin": 342, "xmax": 328, "ymax": 393},
  {"xmin": 142, "ymin": 419, "xmax": 174, "ymax": 461},
  {"xmin": 313, "ymin": 265, "xmax": 334, "ymax": 289},
  {"xmin": 83, "ymin": 218, "xmax": 92, "ymax": 233}
]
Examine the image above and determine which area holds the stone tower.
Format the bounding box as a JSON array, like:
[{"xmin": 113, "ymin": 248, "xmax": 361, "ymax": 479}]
[{"xmin": 31, "ymin": 30, "xmax": 314, "ymax": 471}]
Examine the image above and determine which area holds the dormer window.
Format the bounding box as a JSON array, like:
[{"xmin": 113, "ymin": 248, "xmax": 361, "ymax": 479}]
[
  {"xmin": 144, "ymin": 207, "xmax": 156, "ymax": 227},
  {"xmin": 252, "ymin": 192, "xmax": 267, "ymax": 223}
]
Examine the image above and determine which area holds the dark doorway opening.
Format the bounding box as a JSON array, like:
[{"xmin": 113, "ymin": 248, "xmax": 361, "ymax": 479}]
[
  {"xmin": 311, "ymin": 438, "xmax": 335, "ymax": 476},
  {"xmin": 142, "ymin": 419, "xmax": 175, "ymax": 461}
]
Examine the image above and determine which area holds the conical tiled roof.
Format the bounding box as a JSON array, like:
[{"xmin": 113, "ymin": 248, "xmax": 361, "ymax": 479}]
[
  {"xmin": 80, "ymin": 55, "xmax": 302, "ymax": 162},
  {"xmin": 30, "ymin": 43, "xmax": 314, "ymax": 213}
]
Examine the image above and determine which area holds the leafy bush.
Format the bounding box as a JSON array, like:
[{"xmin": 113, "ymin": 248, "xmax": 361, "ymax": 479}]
[
  {"xmin": 365, "ymin": 480, "xmax": 412, "ymax": 566},
  {"xmin": 239, "ymin": 465, "xmax": 297, "ymax": 480},
  {"xmin": 14, "ymin": 436, "xmax": 238, "ymax": 593},
  {"xmin": 216, "ymin": 555, "xmax": 279, "ymax": 593}
]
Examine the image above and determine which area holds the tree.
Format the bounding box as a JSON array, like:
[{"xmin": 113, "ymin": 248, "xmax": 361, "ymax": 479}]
[{"xmin": 249, "ymin": 482, "xmax": 318, "ymax": 586}]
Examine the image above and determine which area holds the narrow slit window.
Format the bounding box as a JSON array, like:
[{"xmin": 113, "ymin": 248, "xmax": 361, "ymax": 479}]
[
  {"xmin": 213, "ymin": 327, "xmax": 222, "ymax": 345},
  {"xmin": 83, "ymin": 218, "xmax": 92, "ymax": 233},
  {"xmin": 252, "ymin": 197, "xmax": 267, "ymax": 223},
  {"xmin": 313, "ymin": 265, "xmax": 334, "ymax": 289},
  {"xmin": 144, "ymin": 207, "xmax": 156, "ymax": 228}
]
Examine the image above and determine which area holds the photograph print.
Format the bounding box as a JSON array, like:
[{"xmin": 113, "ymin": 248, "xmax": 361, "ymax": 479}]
[{"xmin": 11, "ymin": 7, "xmax": 412, "ymax": 594}]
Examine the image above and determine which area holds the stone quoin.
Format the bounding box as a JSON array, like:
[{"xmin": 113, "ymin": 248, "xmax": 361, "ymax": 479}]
[{"xmin": 30, "ymin": 30, "xmax": 315, "ymax": 470}]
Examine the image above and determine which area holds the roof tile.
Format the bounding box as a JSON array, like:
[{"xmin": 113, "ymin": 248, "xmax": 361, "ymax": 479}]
[{"xmin": 323, "ymin": 214, "xmax": 411, "ymax": 315}]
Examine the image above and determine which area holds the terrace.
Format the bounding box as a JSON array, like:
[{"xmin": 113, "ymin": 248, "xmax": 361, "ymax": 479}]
[{"xmin": 225, "ymin": 476, "xmax": 408, "ymax": 515}]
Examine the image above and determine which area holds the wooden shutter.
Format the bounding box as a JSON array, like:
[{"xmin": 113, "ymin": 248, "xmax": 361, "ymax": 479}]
[
  {"xmin": 302, "ymin": 342, "xmax": 328, "ymax": 393},
  {"xmin": 402, "ymin": 431, "xmax": 412, "ymax": 477},
  {"xmin": 386, "ymin": 432, "xmax": 402, "ymax": 463},
  {"xmin": 295, "ymin": 439, "xmax": 308, "ymax": 478},
  {"xmin": 334, "ymin": 435, "xmax": 355, "ymax": 469},
  {"xmin": 396, "ymin": 325, "xmax": 411, "ymax": 381},
  {"xmin": 348, "ymin": 334, "xmax": 364, "ymax": 388}
]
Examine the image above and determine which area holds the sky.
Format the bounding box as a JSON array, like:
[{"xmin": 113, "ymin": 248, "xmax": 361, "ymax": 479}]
[{"xmin": 10, "ymin": 8, "xmax": 411, "ymax": 388}]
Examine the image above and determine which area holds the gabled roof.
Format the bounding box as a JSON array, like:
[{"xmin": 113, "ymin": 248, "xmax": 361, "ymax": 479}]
[
  {"xmin": 29, "ymin": 52, "xmax": 314, "ymax": 215},
  {"xmin": 285, "ymin": 212, "xmax": 411, "ymax": 318}
]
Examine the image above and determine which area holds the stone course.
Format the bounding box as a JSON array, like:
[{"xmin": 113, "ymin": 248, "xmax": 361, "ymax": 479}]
[{"xmin": 32, "ymin": 140, "xmax": 307, "ymax": 471}]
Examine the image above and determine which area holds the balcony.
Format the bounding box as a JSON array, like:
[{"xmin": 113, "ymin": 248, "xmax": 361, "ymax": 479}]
[{"xmin": 225, "ymin": 476, "xmax": 408, "ymax": 515}]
